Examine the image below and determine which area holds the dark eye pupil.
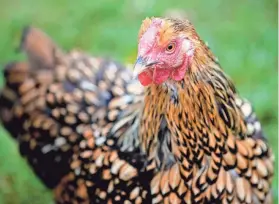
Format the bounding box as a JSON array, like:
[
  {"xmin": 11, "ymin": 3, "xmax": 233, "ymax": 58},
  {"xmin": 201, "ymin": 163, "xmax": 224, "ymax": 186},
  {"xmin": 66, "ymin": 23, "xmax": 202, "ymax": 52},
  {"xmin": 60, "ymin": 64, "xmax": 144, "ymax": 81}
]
[{"xmin": 168, "ymin": 45, "xmax": 173, "ymax": 50}]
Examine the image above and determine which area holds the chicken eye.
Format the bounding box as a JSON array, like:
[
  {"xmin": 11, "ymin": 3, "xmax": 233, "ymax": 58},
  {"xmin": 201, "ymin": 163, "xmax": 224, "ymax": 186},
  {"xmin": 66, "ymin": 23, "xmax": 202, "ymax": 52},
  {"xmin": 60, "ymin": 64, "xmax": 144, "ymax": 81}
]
[{"xmin": 166, "ymin": 43, "xmax": 176, "ymax": 53}]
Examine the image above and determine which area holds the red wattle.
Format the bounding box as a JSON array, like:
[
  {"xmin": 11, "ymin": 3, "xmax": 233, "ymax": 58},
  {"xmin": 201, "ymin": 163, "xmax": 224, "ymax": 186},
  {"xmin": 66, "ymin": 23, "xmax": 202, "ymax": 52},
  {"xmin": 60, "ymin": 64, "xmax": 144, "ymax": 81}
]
[
  {"xmin": 138, "ymin": 71, "xmax": 153, "ymax": 86},
  {"xmin": 153, "ymin": 68, "xmax": 172, "ymax": 84},
  {"xmin": 138, "ymin": 68, "xmax": 172, "ymax": 86}
]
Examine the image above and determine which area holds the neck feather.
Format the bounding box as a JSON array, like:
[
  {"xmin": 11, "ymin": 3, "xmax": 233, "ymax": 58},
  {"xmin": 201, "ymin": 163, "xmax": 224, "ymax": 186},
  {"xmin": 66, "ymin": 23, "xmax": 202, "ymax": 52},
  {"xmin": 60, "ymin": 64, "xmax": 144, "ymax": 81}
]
[{"xmin": 140, "ymin": 57, "xmax": 247, "ymax": 173}]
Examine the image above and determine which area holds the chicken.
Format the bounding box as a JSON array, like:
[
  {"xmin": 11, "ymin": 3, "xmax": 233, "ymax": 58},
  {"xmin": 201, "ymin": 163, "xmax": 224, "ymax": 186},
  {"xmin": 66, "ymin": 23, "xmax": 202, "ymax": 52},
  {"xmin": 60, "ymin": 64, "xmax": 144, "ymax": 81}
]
[
  {"xmin": 133, "ymin": 17, "xmax": 274, "ymax": 204},
  {"xmin": 0, "ymin": 27, "xmax": 153, "ymax": 203},
  {"xmin": 0, "ymin": 20, "xmax": 272, "ymax": 203}
]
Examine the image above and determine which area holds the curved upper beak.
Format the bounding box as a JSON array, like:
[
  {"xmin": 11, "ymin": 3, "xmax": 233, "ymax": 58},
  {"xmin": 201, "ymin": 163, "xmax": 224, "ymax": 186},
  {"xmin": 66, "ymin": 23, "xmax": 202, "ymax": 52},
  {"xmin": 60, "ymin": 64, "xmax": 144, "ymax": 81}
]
[{"xmin": 133, "ymin": 56, "xmax": 159, "ymax": 79}]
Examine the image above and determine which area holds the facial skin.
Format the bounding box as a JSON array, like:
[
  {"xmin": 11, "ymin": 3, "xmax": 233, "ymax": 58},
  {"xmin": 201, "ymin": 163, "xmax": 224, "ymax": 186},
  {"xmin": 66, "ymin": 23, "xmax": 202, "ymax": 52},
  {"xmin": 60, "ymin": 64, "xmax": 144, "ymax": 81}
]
[{"xmin": 133, "ymin": 18, "xmax": 195, "ymax": 86}]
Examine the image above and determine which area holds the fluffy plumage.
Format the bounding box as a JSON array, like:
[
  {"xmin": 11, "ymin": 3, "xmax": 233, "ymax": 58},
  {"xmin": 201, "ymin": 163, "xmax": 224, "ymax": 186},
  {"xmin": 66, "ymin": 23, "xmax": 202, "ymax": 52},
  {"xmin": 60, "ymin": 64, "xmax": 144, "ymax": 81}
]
[
  {"xmin": 0, "ymin": 27, "xmax": 152, "ymax": 203},
  {"xmin": 0, "ymin": 19, "xmax": 273, "ymax": 204}
]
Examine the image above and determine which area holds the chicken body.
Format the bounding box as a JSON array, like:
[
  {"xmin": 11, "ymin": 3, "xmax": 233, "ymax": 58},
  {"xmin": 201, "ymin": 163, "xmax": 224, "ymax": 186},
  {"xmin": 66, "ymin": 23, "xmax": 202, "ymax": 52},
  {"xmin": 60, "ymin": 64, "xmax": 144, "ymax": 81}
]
[{"xmin": 0, "ymin": 27, "xmax": 152, "ymax": 203}]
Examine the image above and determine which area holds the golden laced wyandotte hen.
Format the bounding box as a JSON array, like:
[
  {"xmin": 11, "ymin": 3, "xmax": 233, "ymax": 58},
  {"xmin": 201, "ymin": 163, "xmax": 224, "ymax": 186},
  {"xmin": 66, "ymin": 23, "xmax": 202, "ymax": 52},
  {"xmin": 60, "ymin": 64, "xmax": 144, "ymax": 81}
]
[
  {"xmin": 0, "ymin": 17, "xmax": 274, "ymax": 204},
  {"xmin": 131, "ymin": 17, "xmax": 274, "ymax": 204}
]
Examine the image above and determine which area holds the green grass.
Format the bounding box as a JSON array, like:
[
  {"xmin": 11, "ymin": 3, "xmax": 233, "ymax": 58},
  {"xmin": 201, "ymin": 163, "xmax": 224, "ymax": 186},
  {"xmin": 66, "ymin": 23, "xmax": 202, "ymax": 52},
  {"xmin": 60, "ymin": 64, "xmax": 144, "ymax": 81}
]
[{"xmin": 0, "ymin": 0, "xmax": 277, "ymax": 203}]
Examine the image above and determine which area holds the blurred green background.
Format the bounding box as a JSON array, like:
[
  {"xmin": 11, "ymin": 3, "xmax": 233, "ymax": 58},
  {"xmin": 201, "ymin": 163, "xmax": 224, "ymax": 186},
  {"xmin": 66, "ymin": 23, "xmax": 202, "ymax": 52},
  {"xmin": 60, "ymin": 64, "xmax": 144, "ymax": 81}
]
[{"xmin": 0, "ymin": 0, "xmax": 277, "ymax": 203}]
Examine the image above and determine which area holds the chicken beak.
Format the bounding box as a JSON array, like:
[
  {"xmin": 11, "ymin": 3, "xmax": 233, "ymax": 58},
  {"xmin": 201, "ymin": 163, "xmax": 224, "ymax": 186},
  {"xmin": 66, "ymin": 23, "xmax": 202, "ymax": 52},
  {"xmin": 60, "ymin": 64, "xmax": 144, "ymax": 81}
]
[
  {"xmin": 133, "ymin": 56, "xmax": 147, "ymax": 79},
  {"xmin": 133, "ymin": 56, "xmax": 158, "ymax": 79}
]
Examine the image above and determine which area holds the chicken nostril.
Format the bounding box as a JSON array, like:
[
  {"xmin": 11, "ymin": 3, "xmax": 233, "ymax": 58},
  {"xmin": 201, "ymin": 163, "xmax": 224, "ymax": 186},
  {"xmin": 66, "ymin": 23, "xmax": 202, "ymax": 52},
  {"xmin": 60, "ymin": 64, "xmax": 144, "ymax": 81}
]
[{"xmin": 146, "ymin": 61, "xmax": 159, "ymax": 67}]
